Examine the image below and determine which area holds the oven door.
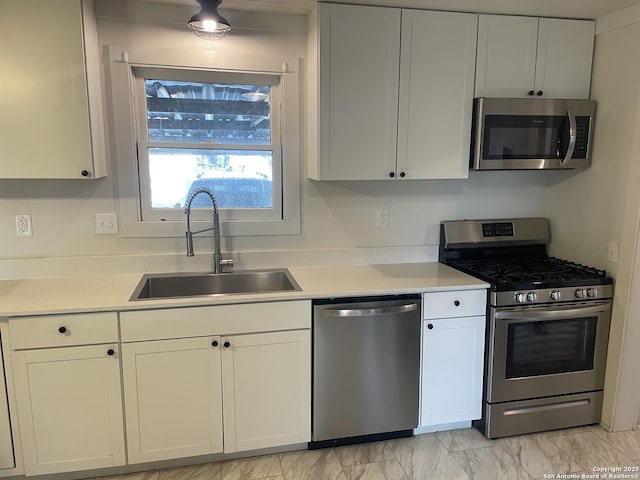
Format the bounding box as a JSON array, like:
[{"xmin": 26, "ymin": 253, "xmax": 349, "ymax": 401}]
[{"xmin": 487, "ymin": 301, "xmax": 611, "ymax": 404}]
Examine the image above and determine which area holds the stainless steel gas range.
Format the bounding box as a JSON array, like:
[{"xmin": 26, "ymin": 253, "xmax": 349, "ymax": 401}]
[{"xmin": 439, "ymin": 218, "xmax": 613, "ymax": 439}]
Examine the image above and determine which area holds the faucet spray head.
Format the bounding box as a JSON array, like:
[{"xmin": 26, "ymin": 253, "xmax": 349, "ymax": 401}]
[{"xmin": 186, "ymin": 231, "xmax": 194, "ymax": 257}]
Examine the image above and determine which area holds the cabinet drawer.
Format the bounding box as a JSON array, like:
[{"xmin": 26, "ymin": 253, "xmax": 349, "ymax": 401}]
[
  {"xmin": 9, "ymin": 312, "xmax": 118, "ymax": 350},
  {"xmin": 423, "ymin": 289, "xmax": 486, "ymax": 319}
]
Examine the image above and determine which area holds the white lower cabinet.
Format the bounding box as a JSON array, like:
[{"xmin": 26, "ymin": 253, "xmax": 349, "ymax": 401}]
[
  {"xmin": 420, "ymin": 289, "xmax": 487, "ymax": 428},
  {"xmin": 420, "ymin": 316, "xmax": 485, "ymax": 426},
  {"xmin": 12, "ymin": 344, "xmax": 125, "ymax": 476},
  {"xmin": 222, "ymin": 330, "xmax": 311, "ymax": 453},
  {"xmin": 122, "ymin": 326, "xmax": 311, "ymax": 462},
  {"xmin": 122, "ymin": 337, "xmax": 224, "ymax": 464}
]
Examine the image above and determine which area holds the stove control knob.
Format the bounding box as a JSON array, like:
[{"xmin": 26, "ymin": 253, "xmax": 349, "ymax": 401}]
[
  {"xmin": 514, "ymin": 293, "xmax": 526, "ymax": 304},
  {"xmin": 526, "ymin": 292, "xmax": 537, "ymax": 302},
  {"xmin": 587, "ymin": 288, "xmax": 597, "ymax": 298},
  {"xmin": 575, "ymin": 289, "xmax": 586, "ymax": 299},
  {"xmin": 550, "ymin": 290, "xmax": 562, "ymax": 301}
]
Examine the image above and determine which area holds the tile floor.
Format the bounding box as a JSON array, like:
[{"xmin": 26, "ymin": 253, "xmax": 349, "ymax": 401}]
[{"xmin": 94, "ymin": 425, "xmax": 640, "ymax": 480}]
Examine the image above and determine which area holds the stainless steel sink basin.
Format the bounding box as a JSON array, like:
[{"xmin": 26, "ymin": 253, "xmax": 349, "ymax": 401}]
[{"xmin": 130, "ymin": 269, "xmax": 302, "ymax": 301}]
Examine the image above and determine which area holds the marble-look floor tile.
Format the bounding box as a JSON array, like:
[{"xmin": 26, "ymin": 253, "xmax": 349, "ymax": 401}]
[
  {"xmin": 452, "ymin": 446, "xmax": 532, "ymax": 480},
  {"xmin": 280, "ymin": 448, "xmax": 346, "ymax": 480},
  {"xmin": 436, "ymin": 428, "xmax": 495, "ymax": 452},
  {"xmin": 387, "ymin": 434, "xmax": 469, "ymax": 480},
  {"xmin": 544, "ymin": 425, "xmax": 598, "ymax": 437},
  {"xmin": 98, "ymin": 472, "xmax": 159, "ymax": 480},
  {"xmin": 221, "ymin": 454, "xmax": 282, "ymax": 480},
  {"xmin": 497, "ymin": 433, "xmax": 582, "ymax": 479},
  {"xmin": 335, "ymin": 441, "xmax": 395, "ymax": 467},
  {"xmin": 589, "ymin": 427, "xmax": 640, "ymax": 460},
  {"xmin": 158, "ymin": 462, "xmax": 221, "ymax": 479},
  {"xmin": 549, "ymin": 431, "xmax": 637, "ymax": 472},
  {"xmin": 342, "ymin": 460, "xmax": 408, "ymax": 480}
]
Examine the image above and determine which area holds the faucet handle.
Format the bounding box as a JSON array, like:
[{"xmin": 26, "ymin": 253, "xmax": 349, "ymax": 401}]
[{"xmin": 220, "ymin": 258, "xmax": 234, "ymax": 273}]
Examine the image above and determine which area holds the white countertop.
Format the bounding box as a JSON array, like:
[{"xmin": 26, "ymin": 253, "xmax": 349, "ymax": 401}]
[{"xmin": 0, "ymin": 262, "xmax": 488, "ymax": 317}]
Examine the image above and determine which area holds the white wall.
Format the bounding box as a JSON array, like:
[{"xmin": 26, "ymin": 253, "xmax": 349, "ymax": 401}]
[
  {"xmin": 544, "ymin": 6, "xmax": 640, "ymax": 430},
  {"xmin": 0, "ymin": 0, "xmax": 554, "ymax": 271}
]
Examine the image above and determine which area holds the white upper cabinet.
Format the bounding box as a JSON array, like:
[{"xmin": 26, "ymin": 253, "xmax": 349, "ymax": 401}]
[
  {"xmin": 310, "ymin": 3, "xmax": 401, "ymax": 180},
  {"xmin": 308, "ymin": 4, "xmax": 478, "ymax": 180},
  {"xmin": 534, "ymin": 18, "xmax": 595, "ymax": 99},
  {"xmin": 397, "ymin": 10, "xmax": 478, "ymax": 179},
  {"xmin": 476, "ymin": 15, "xmax": 594, "ymax": 99},
  {"xmin": 0, "ymin": 0, "xmax": 106, "ymax": 179}
]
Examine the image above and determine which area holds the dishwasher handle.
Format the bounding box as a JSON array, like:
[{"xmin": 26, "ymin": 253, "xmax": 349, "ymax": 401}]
[{"xmin": 318, "ymin": 303, "xmax": 418, "ymax": 317}]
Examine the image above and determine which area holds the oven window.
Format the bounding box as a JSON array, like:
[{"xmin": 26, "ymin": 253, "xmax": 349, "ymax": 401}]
[{"xmin": 505, "ymin": 317, "xmax": 597, "ymax": 378}]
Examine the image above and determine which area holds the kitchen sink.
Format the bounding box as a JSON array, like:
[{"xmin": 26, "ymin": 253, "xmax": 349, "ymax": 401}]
[{"xmin": 130, "ymin": 269, "xmax": 302, "ymax": 301}]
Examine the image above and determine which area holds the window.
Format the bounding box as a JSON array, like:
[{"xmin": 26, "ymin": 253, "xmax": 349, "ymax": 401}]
[
  {"xmin": 106, "ymin": 46, "xmax": 301, "ymax": 237},
  {"xmin": 134, "ymin": 68, "xmax": 282, "ymax": 222}
]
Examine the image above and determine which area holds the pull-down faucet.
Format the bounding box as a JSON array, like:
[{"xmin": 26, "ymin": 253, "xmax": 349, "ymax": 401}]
[{"xmin": 184, "ymin": 186, "xmax": 233, "ymax": 273}]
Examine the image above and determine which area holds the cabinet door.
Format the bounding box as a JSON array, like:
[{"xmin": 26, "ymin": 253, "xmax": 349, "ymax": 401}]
[
  {"xmin": 397, "ymin": 10, "xmax": 477, "ymax": 179},
  {"xmin": 534, "ymin": 18, "xmax": 595, "ymax": 99},
  {"xmin": 12, "ymin": 345, "xmax": 124, "ymax": 476},
  {"xmin": 122, "ymin": 337, "xmax": 223, "ymax": 463},
  {"xmin": 476, "ymin": 15, "xmax": 539, "ymax": 98},
  {"xmin": 0, "ymin": 0, "xmax": 104, "ymax": 179},
  {"xmin": 317, "ymin": 3, "xmax": 400, "ymax": 180},
  {"xmin": 0, "ymin": 346, "xmax": 14, "ymax": 471},
  {"xmin": 222, "ymin": 330, "xmax": 311, "ymax": 453},
  {"xmin": 421, "ymin": 316, "xmax": 485, "ymax": 426}
]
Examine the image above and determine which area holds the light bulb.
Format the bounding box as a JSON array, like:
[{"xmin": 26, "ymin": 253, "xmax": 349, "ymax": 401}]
[{"xmin": 202, "ymin": 19, "xmax": 218, "ymax": 32}]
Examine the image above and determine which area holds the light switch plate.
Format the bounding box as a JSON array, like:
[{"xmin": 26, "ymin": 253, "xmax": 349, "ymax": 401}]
[{"xmin": 95, "ymin": 213, "xmax": 119, "ymax": 234}]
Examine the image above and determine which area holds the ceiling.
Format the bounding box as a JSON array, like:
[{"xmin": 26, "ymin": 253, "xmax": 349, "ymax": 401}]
[{"xmin": 144, "ymin": 0, "xmax": 640, "ymax": 20}]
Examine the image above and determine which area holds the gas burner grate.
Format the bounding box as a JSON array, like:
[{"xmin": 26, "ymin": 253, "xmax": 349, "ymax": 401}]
[{"xmin": 449, "ymin": 256, "xmax": 607, "ymax": 286}]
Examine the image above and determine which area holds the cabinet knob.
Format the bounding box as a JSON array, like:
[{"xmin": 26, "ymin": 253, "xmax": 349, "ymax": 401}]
[
  {"xmin": 58, "ymin": 326, "xmax": 68, "ymax": 334},
  {"xmin": 223, "ymin": 341, "xmax": 231, "ymax": 348},
  {"xmin": 399, "ymin": 171, "xmax": 406, "ymax": 178},
  {"xmin": 389, "ymin": 172, "xmax": 395, "ymax": 178},
  {"xmin": 107, "ymin": 348, "xmax": 116, "ymax": 356},
  {"xmin": 81, "ymin": 170, "xmax": 90, "ymax": 177},
  {"xmin": 454, "ymin": 300, "xmax": 461, "ymax": 307},
  {"xmin": 427, "ymin": 323, "xmax": 434, "ymax": 330},
  {"xmin": 528, "ymin": 90, "xmax": 535, "ymax": 96},
  {"xmin": 211, "ymin": 340, "xmax": 219, "ymax": 347},
  {"xmin": 536, "ymin": 90, "xmax": 543, "ymax": 96}
]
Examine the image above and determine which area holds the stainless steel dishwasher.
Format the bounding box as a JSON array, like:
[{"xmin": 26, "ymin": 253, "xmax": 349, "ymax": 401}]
[{"xmin": 311, "ymin": 295, "xmax": 421, "ymax": 448}]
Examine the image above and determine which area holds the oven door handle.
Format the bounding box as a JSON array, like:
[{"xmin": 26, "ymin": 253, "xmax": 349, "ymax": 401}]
[
  {"xmin": 561, "ymin": 108, "xmax": 577, "ymax": 167},
  {"xmin": 495, "ymin": 303, "xmax": 610, "ymax": 322}
]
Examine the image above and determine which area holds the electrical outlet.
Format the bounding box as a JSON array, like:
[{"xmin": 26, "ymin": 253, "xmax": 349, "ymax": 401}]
[
  {"xmin": 608, "ymin": 242, "xmax": 619, "ymax": 263},
  {"xmin": 376, "ymin": 209, "xmax": 389, "ymax": 229},
  {"xmin": 16, "ymin": 214, "xmax": 32, "ymax": 237},
  {"xmin": 95, "ymin": 213, "xmax": 119, "ymax": 234}
]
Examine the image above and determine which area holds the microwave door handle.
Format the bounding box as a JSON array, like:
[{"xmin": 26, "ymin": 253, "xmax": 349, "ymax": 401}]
[{"xmin": 562, "ymin": 108, "xmax": 577, "ymax": 166}]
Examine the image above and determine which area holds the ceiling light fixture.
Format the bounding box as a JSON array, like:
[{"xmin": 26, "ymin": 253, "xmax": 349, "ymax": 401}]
[{"xmin": 188, "ymin": 0, "xmax": 231, "ymax": 41}]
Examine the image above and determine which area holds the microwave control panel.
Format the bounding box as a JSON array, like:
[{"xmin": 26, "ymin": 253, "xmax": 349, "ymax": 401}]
[{"xmin": 574, "ymin": 117, "xmax": 591, "ymax": 159}]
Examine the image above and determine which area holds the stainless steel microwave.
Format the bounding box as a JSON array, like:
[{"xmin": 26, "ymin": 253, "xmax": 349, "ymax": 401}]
[{"xmin": 471, "ymin": 98, "xmax": 596, "ymax": 170}]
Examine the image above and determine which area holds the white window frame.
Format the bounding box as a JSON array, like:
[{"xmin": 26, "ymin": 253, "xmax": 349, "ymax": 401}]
[
  {"xmin": 134, "ymin": 67, "xmax": 283, "ymax": 223},
  {"xmin": 106, "ymin": 45, "xmax": 301, "ymax": 237}
]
